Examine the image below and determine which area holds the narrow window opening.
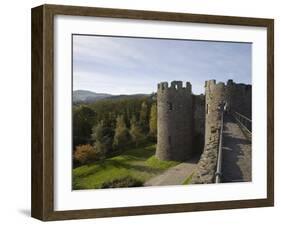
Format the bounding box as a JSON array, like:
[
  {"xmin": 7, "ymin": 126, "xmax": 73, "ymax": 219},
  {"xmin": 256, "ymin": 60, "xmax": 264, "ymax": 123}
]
[{"xmin": 168, "ymin": 102, "xmax": 173, "ymax": 111}]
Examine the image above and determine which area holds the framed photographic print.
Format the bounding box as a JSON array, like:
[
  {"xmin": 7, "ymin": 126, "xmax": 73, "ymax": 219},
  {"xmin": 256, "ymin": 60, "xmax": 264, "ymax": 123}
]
[{"xmin": 31, "ymin": 4, "xmax": 274, "ymax": 221}]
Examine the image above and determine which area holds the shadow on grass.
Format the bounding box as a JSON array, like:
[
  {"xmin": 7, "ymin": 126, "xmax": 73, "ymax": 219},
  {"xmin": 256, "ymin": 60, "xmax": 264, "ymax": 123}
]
[
  {"xmin": 74, "ymin": 144, "xmax": 157, "ymax": 178},
  {"xmin": 75, "ymin": 158, "xmax": 163, "ymax": 179}
]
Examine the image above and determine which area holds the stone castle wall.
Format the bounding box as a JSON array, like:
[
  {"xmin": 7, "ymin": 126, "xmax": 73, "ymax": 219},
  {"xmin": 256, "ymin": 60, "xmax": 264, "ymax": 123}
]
[
  {"xmin": 192, "ymin": 79, "xmax": 252, "ymax": 184},
  {"xmin": 192, "ymin": 80, "xmax": 225, "ymax": 183},
  {"xmin": 192, "ymin": 94, "xmax": 205, "ymax": 155},
  {"xmin": 225, "ymin": 79, "xmax": 252, "ymax": 118},
  {"xmin": 156, "ymin": 81, "xmax": 193, "ymax": 161},
  {"xmin": 193, "ymin": 94, "xmax": 205, "ymax": 136},
  {"xmin": 155, "ymin": 79, "xmax": 251, "ymax": 180}
]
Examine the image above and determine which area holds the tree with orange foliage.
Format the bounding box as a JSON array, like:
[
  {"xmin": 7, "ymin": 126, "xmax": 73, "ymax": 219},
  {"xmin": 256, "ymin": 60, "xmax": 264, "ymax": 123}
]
[{"xmin": 74, "ymin": 144, "xmax": 102, "ymax": 165}]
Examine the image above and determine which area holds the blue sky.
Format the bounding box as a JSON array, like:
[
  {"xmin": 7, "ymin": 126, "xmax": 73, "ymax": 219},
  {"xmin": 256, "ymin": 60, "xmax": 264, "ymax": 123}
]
[{"xmin": 73, "ymin": 35, "xmax": 251, "ymax": 95}]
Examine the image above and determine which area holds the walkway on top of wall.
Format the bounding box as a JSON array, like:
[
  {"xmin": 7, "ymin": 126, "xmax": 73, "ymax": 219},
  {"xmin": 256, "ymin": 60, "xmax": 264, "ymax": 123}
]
[
  {"xmin": 221, "ymin": 114, "xmax": 252, "ymax": 182},
  {"xmin": 144, "ymin": 156, "xmax": 199, "ymax": 186}
]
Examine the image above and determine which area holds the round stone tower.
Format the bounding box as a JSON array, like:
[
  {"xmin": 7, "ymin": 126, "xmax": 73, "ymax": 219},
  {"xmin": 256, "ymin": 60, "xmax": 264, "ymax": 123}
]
[
  {"xmin": 191, "ymin": 80, "xmax": 226, "ymax": 183},
  {"xmin": 204, "ymin": 80, "xmax": 226, "ymax": 143},
  {"xmin": 156, "ymin": 81, "xmax": 193, "ymax": 161}
]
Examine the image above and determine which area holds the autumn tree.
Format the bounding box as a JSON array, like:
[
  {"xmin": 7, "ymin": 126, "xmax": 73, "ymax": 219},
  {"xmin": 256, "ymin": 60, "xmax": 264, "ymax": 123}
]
[
  {"xmin": 74, "ymin": 144, "xmax": 101, "ymax": 165},
  {"xmin": 113, "ymin": 115, "xmax": 130, "ymax": 149},
  {"xmin": 129, "ymin": 116, "xmax": 145, "ymax": 147}
]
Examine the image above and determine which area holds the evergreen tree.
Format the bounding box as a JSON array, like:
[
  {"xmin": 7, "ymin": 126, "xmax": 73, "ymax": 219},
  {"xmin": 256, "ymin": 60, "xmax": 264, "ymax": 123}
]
[
  {"xmin": 149, "ymin": 103, "xmax": 157, "ymax": 139},
  {"xmin": 92, "ymin": 120, "xmax": 113, "ymax": 156},
  {"xmin": 113, "ymin": 115, "xmax": 130, "ymax": 149},
  {"xmin": 129, "ymin": 116, "xmax": 145, "ymax": 147},
  {"xmin": 73, "ymin": 106, "xmax": 96, "ymax": 148},
  {"xmin": 139, "ymin": 101, "xmax": 149, "ymax": 132}
]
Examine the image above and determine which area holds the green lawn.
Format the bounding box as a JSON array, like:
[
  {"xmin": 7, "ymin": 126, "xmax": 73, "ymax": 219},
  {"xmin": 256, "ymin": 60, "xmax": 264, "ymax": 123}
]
[{"xmin": 73, "ymin": 144, "xmax": 179, "ymax": 189}]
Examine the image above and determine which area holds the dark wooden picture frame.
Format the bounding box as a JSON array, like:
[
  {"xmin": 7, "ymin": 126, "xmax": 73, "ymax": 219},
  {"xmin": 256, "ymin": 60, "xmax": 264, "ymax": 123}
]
[{"xmin": 31, "ymin": 4, "xmax": 274, "ymax": 221}]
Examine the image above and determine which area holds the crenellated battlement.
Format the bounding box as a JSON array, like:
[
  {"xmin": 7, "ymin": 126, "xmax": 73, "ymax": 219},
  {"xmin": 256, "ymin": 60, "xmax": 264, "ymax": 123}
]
[
  {"xmin": 205, "ymin": 79, "xmax": 216, "ymax": 88},
  {"xmin": 205, "ymin": 79, "xmax": 226, "ymax": 91},
  {"xmin": 227, "ymin": 79, "xmax": 251, "ymax": 91},
  {"xmin": 157, "ymin": 81, "xmax": 192, "ymax": 93},
  {"xmin": 156, "ymin": 78, "xmax": 252, "ymax": 180},
  {"xmin": 192, "ymin": 79, "xmax": 252, "ymax": 183},
  {"xmin": 205, "ymin": 79, "xmax": 252, "ymax": 95}
]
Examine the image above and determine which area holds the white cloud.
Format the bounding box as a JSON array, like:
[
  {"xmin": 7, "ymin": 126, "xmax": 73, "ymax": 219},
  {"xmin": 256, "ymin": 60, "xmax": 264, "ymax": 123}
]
[{"xmin": 72, "ymin": 35, "xmax": 252, "ymax": 95}]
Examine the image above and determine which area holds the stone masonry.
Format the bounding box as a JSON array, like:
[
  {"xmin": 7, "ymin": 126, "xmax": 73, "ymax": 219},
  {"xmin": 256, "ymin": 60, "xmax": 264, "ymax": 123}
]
[
  {"xmin": 156, "ymin": 81, "xmax": 193, "ymax": 161},
  {"xmin": 191, "ymin": 80, "xmax": 225, "ymax": 183},
  {"xmin": 192, "ymin": 80, "xmax": 252, "ymax": 183},
  {"xmin": 155, "ymin": 80, "xmax": 252, "ymax": 183}
]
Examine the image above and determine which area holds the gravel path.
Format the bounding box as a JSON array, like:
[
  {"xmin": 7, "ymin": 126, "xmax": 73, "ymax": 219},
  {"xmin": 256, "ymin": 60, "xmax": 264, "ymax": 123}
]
[
  {"xmin": 221, "ymin": 115, "xmax": 252, "ymax": 182},
  {"xmin": 144, "ymin": 157, "xmax": 198, "ymax": 186}
]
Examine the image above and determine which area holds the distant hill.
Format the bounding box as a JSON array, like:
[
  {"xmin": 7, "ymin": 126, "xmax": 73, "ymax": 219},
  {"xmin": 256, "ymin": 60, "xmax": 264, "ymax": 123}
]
[
  {"xmin": 73, "ymin": 90, "xmax": 151, "ymax": 103},
  {"xmin": 105, "ymin": 94, "xmax": 150, "ymax": 101},
  {"xmin": 73, "ymin": 90, "xmax": 112, "ymax": 103}
]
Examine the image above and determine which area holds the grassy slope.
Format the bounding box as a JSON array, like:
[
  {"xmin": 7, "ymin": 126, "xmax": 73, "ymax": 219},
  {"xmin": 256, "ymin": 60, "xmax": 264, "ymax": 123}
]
[{"xmin": 73, "ymin": 144, "xmax": 179, "ymax": 189}]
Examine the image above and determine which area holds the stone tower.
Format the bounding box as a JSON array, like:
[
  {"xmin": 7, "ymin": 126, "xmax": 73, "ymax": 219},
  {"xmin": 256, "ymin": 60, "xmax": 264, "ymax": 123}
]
[
  {"xmin": 156, "ymin": 81, "xmax": 193, "ymax": 161},
  {"xmin": 204, "ymin": 79, "xmax": 252, "ymax": 155},
  {"xmin": 204, "ymin": 80, "xmax": 226, "ymax": 144},
  {"xmin": 225, "ymin": 79, "xmax": 252, "ymax": 118},
  {"xmin": 191, "ymin": 80, "xmax": 226, "ymax": 183},
  {"xmin": 192, "ymin": 79, "xmax": 252, "ymax": 184}
]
